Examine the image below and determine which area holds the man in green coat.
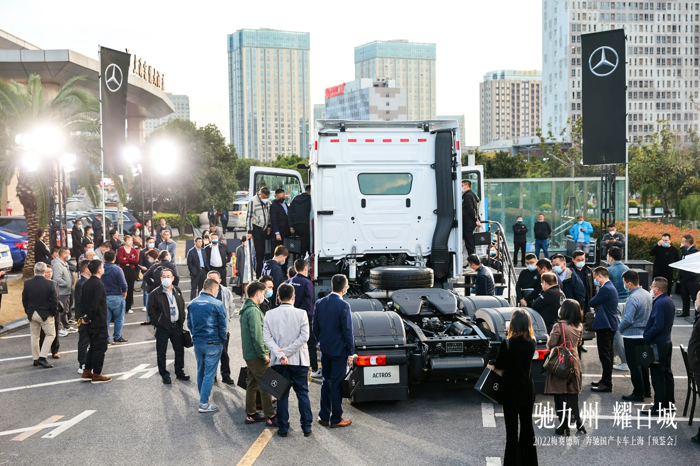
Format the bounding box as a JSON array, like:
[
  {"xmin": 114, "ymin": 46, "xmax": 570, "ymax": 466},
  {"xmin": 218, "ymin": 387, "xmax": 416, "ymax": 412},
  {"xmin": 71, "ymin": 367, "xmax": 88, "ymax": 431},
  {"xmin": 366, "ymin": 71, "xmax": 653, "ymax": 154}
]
[{"xmin": 239, "ymin": 281, "xmax": 278, "ymax": 427}]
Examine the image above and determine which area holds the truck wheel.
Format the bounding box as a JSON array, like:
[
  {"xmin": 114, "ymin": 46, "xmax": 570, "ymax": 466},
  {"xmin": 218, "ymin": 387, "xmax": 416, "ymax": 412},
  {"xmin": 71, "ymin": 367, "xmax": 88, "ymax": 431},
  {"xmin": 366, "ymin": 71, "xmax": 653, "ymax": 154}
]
[{"xmin": 369, "ymin": 266, "xmax": 434, "ymax": 291}]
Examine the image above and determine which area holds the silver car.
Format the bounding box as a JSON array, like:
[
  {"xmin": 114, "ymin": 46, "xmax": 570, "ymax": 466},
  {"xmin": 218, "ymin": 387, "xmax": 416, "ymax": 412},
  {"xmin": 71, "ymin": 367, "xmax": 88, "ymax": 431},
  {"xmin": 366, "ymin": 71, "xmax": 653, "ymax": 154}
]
[{"xmin": 229, "ymin": 200, "xmax": 248, "ymax": 231}]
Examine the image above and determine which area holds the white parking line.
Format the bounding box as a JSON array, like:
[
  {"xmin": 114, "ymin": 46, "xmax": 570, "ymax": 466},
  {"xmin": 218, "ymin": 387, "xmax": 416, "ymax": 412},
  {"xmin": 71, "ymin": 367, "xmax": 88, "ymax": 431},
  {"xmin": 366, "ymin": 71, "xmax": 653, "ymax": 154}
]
[
  {"xmin": 486, "ymin": 458, "xmax": 502, "ymax": 466},
  {"xmin": 0, "ymin": 410, "xmax": 95, "ymax": 438},
  {"xmin": 117, "ymin": 363, "xmax": 151, "ymax": 380},
  {"xmin": 0, "ymin": 339, "xmax": 157, "ymax": 363},
  {"xmin": 481, "ymin": 403, "xmax": 496, "ymax": 427},
  {"xmin": 581, "ymin": 373, "xmax": 688, "ymax": 379}
]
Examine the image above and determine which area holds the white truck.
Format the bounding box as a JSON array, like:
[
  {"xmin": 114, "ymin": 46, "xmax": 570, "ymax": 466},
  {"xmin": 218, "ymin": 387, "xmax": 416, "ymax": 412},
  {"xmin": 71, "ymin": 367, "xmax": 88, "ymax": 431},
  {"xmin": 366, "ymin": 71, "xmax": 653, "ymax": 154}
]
[{"xmin": 250, "ymin": 120, "xmax": 548, "ymax": 403}]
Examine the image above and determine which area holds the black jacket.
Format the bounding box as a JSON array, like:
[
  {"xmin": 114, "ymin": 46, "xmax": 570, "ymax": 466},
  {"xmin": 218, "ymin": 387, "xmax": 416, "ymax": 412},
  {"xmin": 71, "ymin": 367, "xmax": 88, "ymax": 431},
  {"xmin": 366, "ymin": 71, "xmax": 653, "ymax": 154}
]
[
  {"xmin": 270, "ymin": 200, "xmax": 290, "ymax": 237},
  {"xmin": 142, "ymin": 260, "xmax": 180, "ymax": 293},
  {"xmin": 72, "ymin": 226, "xmax": 84, "ymax": 256},
  {"xmin": 147, "ymin": 285, "xmax": 186, "ymax": 330},
  {"xmin": 289, "ymin": 192, "xmax": 311, "ymax": 226},
  {"xmin": 569, "ymin": 262, "xmax": 595, "ymax": 310},
  {"xmin": 512, "ymin": 223, "xmax": 528, "ymax": 243},
  {"xmin": 109, "ymin": 237, "xmax": 123, "ymax": 251},
  {"xmin": 494, "ymin": 336, "xmax": 536, "ymax": 407},
  {"xmin": 262, "ymin": 259, "xmax": 284, "ymax": 305},
  {"xmin": 75, "ymin": 275, "xmax": 88, "ymax": 316},
  {"xmin": 474, "ymin": 265, "xmax": 495, "ymax": 296},
  {"xmin": 22, "ymin": 275, "xmax": 59, "ymax": 321},
  {"xmin": 462, "ymin": 190, "xmax": 480, "ymax": 224},
  {"xmin": 81, "ymin": 276, "xmax": 108, "ymax": 327},
  {"xmin": 680, "ymin": 246, "xmax": 700, "ymax": 282},
  {"xmin": 560, "ymin": 268, "xmax": 587, "ymax": 310},
  {"xmin": 516, "ymin": 268, "xmax": 540, "ymax": 301},
  {"xmin": 533, "ymin": 221, "xmax": 552, "ymax": 240},
  {"xmin": 186, "ymin": 246, "xmax": 206, "ymax": 277},
  {"xmin": 34, "ymin": 240, "xmax": 52, "ymax": 265},
  {"xmin": 650, "ymin": 244, "xmax": 680, "ymax": 277},
  {"xmin": 532, "ymin": 285, "xmax": 566, "ymax": 333},
  {"xmin": 204, "ymin": 244, "xmax": 231, "ymax": 270}
]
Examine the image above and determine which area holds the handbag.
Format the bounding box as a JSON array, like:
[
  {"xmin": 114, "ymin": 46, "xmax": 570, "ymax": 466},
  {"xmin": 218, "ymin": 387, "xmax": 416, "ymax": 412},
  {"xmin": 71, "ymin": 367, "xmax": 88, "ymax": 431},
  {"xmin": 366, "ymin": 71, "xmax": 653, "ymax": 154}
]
[
  {"xmin": 259, "ymin": 367, "xmax": 292, "ymax": 400},
  {"xmin": 543, "ymin": 322, "xmax": 575, "ymax": 379},
  {"xmin": 636, "ymin": 344, "xmax": 659, "ymax": 367},
  {"xmin": 474, "ymin": 231, "xmax": 491, "ymax": 246},
  {"xmin": 584, "ymin": 310, "xmax": 596, "ymax": 332},
  {"xmin": 284, "ymin": 236, "xmax": 302, "ymax": 254},
  {"xmin": 341, "ymin": 366, "xmax": 360, "ymax": 398},
  {"xmin": 182, "ymin": 330, "xmax": 193, "ymax": 348},
  {"xmin": 237, "ymin": 367, "xmax": 248, "ymax": 390},
  {"xmin": 475, "ymin": 366, "xmax": 504, "ymax": 404}
]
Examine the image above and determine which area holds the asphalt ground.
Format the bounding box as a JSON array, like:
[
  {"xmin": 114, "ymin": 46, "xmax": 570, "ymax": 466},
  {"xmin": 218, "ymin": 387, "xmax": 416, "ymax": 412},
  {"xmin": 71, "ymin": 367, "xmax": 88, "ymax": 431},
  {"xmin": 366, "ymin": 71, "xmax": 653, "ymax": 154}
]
[{"xmin": 1, "ymin": 259, "xmax": 700, "ymax": 464}]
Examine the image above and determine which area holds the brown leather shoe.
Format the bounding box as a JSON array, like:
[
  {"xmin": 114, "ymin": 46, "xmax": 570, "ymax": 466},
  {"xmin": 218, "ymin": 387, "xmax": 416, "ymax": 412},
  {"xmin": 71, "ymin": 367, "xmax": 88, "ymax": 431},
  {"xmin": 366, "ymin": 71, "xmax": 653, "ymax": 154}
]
[
  {"xmin": 91, "ymin": 373, "xmax": 112, "ymax": 384},
  {"xmin": 317, "ymin": 418, "xmax": 330, "ymax": 426},
  {"xmin": 52, "ymin": 353, "xmax": 60, "ymax": 359},
  {"xmin": 81, "ymin": 369, "xmax": 94, "ymax": 381},
  {"xmin": 331, "ymin": 419, "xmax": 352, "ymax": 428}
]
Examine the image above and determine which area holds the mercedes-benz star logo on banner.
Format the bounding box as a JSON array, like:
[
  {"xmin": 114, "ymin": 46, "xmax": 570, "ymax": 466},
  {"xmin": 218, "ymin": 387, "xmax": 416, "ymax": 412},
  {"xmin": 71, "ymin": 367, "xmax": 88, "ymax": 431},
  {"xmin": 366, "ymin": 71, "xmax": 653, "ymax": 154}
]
[
  {"xmin": 104, "ymin": 64, "xmax": 123, "ymax": 92},
  {"xmin": 271, "ymin": 380, "xmax": 278, "ymax": 388},
  {"xmin": 589, "ymin": 46, "xmax": 619, "ymax": 77}
]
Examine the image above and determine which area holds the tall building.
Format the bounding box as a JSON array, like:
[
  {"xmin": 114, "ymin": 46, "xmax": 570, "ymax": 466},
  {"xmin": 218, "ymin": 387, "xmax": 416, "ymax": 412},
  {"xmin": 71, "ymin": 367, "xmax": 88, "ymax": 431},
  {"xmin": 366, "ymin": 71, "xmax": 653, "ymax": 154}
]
[
  {"xmin": 313, "ymin": 103, "xmax": 325, "ymax": 124},
  {"xmin": 542, "ymin": 0, "xmax": 699, "ymax": 143},
  {"xmin": 325, "ymin": 78, "xmax": 407, "ymax": 121},
  {"xmin": 354, "ymin": 40, "xmax": 436, "ymax": 120},
  {"xmin": 479, "ymin": 70, "xmax": 542, "ymax": 146},
  {"xmin": 144, "ymin": 93, "xmax": 190, "ymax": 137},
  {"xmin": 437, "ymin": 115, "xmax": 466, "ymax": 150},
  {"xmin": 228, "ymin": 28, "xmax": 310, "ymax": 162}
]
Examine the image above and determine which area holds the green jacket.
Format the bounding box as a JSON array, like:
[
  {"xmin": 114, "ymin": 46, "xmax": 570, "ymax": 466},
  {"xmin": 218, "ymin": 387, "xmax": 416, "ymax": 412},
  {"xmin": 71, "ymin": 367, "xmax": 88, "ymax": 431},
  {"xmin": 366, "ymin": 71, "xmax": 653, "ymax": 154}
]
[{"xmin": 239, "ymin": 298, "xmax": 269, "ymax": 360}]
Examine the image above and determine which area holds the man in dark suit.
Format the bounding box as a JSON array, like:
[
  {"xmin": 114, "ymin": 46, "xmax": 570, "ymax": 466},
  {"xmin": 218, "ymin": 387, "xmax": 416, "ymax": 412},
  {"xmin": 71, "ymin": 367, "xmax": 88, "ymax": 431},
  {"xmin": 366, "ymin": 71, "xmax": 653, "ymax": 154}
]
[
  {"xmin": 187, "ymin": 237, "xmax": 207, "ymax": 300},
  {"xmin": 80, "ymin": 260, "xmax": 112, "ymax": 383},
  {"xmin": 204, "ymin": 233, "xmax": 231, "ymax": 284},
  {"xmin": 75, "ymin": 260, "xmax": 91, "ymax": 373},
  {"xmin": 589, "ymin": 267, "xmax": 620, "ymax": 393},
  {"xmin": 289, "ymin": 185, "xmax": 312, "ymax": 258},
  {"xmin": 532, "ymin": 273, "xmax": 566, "ymax": 333},
  {"xmin": 92, "ymin": 214, "xmax": 104, "ymax": 247},
  {"xmin": 461, "ymin": 180, "xmax": 481, "ymax": 256},
  {"xmin": 22, "ymin": 262, "xmax": 59, "ymax": 368},
  {"xmin": 678, "ymin": 234, "xmax": 700, "ymax": 317},
  {"xmin": 313, "ymin": 274, "xmax": 354, "ymax": 428},
  {"xmin": 270, "ymin": 188, "xmax": 292, "ymax": 257}
]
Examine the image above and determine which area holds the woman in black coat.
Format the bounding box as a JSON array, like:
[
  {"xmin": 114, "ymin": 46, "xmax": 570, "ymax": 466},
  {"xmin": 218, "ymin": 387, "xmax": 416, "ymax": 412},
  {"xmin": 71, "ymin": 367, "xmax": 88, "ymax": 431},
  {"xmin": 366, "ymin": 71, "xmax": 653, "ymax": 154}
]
[
  {"xmin": 34, "ymin": 230, "xmax": 52, "ymax": 265},
  {"xmin": 490, "ymin": 309, "xmax": 539, "ymax": 466}
]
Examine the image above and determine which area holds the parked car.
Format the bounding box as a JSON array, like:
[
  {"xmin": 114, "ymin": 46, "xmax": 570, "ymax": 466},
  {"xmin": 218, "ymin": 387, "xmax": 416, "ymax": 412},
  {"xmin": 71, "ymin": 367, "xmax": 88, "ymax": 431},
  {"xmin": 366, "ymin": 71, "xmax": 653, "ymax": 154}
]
[
  {"xmin": 229, "ymin": 200, "xmax": 248, "ymax": 231},
  {"xmin": 0, "ymin": 228, "xmax": 28, "ymax": 267},
  {"xmin": 0, "ymin": 244, "xmax": 13, "ymax": 271},
  {"xmin": 235, "ymin": 190, "xmax": 249, "ymax": 201},
  {"xmin": 0, "ymin": 216, "xmax": 28, "ymax": 236},
  {"xmin": 87, "ymin": 210, "xmax": 138, "ymax": 234}
]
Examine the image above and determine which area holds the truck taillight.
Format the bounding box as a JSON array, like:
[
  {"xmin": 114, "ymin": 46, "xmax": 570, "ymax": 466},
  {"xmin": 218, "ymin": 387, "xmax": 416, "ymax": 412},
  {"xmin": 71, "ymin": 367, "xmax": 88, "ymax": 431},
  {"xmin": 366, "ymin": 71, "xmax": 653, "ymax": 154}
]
[
  {"xmin": 314, "ymin": 141, "xmax": 318, "ymax": 151},
  {"xmin": 355, "ymin": 355, "xmax": 386, "ymax": 366},
  {"xmin": 533, "ymin": 349, "xmax": 549, "ymax": 360}
]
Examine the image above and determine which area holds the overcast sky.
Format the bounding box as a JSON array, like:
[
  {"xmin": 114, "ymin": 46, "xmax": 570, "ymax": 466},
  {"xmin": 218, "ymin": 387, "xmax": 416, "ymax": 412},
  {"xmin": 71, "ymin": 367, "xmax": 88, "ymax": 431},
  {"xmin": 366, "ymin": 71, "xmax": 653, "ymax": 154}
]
[{"xmin": 3, "ymin": 0, "xmax": 542, "ymax": 147}]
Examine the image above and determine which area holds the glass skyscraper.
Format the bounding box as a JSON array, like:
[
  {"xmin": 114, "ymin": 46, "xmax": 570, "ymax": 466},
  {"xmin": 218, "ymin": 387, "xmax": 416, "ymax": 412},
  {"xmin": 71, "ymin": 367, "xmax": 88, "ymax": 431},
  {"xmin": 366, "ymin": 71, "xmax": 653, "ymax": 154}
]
[
  {"xmin": 354, "ymin": 40, "xmax": 436, "ymax": 120},
  {"xmin": 228, "ymin": 28, "xmax": 310, "ymax": 161}
]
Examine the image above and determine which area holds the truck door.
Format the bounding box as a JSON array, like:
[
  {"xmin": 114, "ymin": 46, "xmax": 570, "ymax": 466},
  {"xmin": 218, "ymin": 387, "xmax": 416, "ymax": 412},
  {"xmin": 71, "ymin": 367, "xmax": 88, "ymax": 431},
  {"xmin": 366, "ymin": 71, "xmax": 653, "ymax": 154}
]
[{"xmin": 461, "ymin": 165, "xmax": 486, "ymax": 222}]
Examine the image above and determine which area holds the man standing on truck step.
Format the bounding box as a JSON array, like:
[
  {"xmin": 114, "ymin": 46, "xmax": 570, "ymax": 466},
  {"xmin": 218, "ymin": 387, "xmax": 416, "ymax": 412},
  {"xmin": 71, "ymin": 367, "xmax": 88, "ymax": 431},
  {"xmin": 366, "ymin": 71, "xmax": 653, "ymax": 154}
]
[
  {"xmin": 271, "ymin": 188, "xmax": 292, "ymax": 261},
  {"xmin": 313, "ymin": 274, "xmax": 354, "ymax": 428},
  {"xmin": 467, "ymin": 254, "xmax": 495, "ymax": 296},
  {"xmin": 289, "ymin": 185, "xmax": 312, "ymax": 259},
  {"xmin": 247, "ymin": 187, "xmax": 272, "ymax": 278},
  {"xmin": 461, "ymin": 180, "xmax": 481, "ymax": 256}
]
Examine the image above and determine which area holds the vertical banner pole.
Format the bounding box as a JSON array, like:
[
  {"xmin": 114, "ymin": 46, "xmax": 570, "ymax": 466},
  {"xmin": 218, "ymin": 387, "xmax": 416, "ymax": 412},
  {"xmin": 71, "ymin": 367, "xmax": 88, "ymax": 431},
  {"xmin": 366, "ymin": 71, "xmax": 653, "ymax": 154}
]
[{"xmin": 98, "ymin": 45, "xmax": 106, "ymax": 243}]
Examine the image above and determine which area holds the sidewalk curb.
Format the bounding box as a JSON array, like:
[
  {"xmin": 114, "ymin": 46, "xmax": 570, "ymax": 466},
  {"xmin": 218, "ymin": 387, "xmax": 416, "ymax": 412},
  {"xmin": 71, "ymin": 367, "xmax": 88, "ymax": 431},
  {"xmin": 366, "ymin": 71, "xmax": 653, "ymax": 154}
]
[{"xmin": 0, "ymin": 317, "xmax": 29, "ymax": 335}]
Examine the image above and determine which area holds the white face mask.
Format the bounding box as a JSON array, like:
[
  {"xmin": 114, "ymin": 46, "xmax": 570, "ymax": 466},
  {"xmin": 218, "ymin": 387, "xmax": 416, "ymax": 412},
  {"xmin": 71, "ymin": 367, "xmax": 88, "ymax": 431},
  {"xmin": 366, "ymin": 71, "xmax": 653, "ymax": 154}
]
[
  {"xmin": 161, "ymin": 278, "xmax": 172, "ymax": 288},
  {"xmin": 260, "ymin": 197, "xmax": 270, "ymax": 204}
]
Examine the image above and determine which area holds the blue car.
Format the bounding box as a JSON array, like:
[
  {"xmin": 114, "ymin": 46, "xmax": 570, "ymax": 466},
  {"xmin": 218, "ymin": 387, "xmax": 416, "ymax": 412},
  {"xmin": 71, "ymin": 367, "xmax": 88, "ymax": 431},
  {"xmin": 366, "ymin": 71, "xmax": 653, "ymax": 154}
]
[{"xmin": 0, "ymin": 228, "xmax": 28, "ymax": 267}]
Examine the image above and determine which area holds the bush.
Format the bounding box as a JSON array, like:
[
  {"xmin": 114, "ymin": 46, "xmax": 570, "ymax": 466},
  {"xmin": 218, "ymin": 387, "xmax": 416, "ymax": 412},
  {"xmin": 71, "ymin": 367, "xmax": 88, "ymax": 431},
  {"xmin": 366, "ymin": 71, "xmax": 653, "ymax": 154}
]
[
  {"xmin": 593, "ymin": 221, "xmax": 699, "ymax": 261},
  {"xmin": 540, "ymin": 203, "xmax": 552, "ymax": 211},
  {"xmin": 153, "ymin": 213, "xmax": 200, "ymax": 229},
  {"xmin": 652, "ymin": 200, "xmax": 663, "ymax": 208},
  {"xmin": 628, "ymin": 200, "xmax": 639, "ymax": 207}
]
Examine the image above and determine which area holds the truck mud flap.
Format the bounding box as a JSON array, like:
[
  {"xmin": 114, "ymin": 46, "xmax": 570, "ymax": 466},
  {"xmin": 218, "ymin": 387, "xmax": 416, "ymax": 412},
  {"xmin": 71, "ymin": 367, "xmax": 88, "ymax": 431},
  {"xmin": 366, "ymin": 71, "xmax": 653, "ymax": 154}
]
[{"xmin": 430, "ymin": 130, "xmax": 456, "ymax": 280}]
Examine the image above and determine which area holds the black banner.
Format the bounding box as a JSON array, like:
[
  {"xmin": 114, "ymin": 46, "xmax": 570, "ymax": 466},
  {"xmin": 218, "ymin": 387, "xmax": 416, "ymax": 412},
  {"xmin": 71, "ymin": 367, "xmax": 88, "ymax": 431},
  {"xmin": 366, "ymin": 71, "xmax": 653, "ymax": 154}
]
[
  {"xmin": 100, "ymin": 46, "xmax": 130, "ymax": 175},
  {"xmin": 582, "ymin": 29, "xmax": 626, "ymax": 165}
]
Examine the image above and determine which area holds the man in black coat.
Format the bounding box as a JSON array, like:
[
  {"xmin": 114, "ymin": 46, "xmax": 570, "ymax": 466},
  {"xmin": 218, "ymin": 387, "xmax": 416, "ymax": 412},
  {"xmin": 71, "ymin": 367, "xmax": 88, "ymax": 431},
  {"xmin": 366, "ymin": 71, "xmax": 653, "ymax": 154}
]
[
  {"xmin": 147, "ymin": 268, "xmax": 189, "ymax": 384},
  {"xmin": 533, "ymin": 213, "xmax": 552, "ymax": 259},
  {"xmin": 461, "ymin": 180, "xmax": 481, "ymax": 256},
  {"xmin": 512, "ymin": 216, "xmax": 528, "ymax": 267},
  {"xmin": 204, "ymin": 233, "xmax": 231, "ymax": 284},
  {"xmin": 570, "ymin": 250, "xmax": 595, "ymax": 313},
  {"xmin": 23, "ymin": 262, "xmax": 59, "ymax": 368},
  {"xmin": 524, "ymin": 258, "xmax": 558, "ymax": 306},
  {"xmin": 678, "ymin": 234, "xmax": 700, "ymax": 317},
  {"xmin": 80, "ymin": 260, "xmax": 111, "ymax": 383},
  {"xmin": 71, "ymin": 219, "xmax": 85, "ymax": 260},
  {"xmin": 650, "ymin": 233, "xmax": 680, "ymax": 297},
  {"xmin": 289, "ymin": 185, "xmax": 312, "ymax": 258},
  {"xmin": 516, "ymin": 254, "xmax": 540, "ymax": 306},
  {"xmin": 92, "ymin": 214, "xmax": 104, "ymax": 247},
  {"xmin": 75, "ymin": 260, "xmax": 91, "ymax": 373},
  {"xmin": 532, "ymin": 272, "xmax": 566, "ymax": 333},
  {"xmin": 270, "ymin": 188, "xmax": 292, "ymax": 257},
  {"xmin": 186, "ymin": 237, "xmax": 207, "ymax": 300},
  {"xmin": 551, "ymin": 254, "xmax": 587, "ymax": 310}
]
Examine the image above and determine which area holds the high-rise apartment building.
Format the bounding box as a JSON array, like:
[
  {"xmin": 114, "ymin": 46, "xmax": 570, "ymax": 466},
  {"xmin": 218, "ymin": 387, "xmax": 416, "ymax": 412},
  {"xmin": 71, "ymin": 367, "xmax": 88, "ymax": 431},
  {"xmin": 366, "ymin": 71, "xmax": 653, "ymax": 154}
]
[
  {"xmin": 479, "ymin": 70, "xmax": 542, "ymax": 146},
  {"xmin": 228, "ymin": 28, "xmax": 310, "ymax": 161},
  {"xmin": 325, "ymin": 78, "xmax": 407, "ymax": 121},
  {"xmin": 144, "ymin": 93, "xmax": 190, "ymax": 137},
  {"xmin": 354, "ymin": 40, "xmax": 436, "ymax": 120},
  {"xmin": 543, "ymin": 1, "xmax": 699, "ymax": 143}
]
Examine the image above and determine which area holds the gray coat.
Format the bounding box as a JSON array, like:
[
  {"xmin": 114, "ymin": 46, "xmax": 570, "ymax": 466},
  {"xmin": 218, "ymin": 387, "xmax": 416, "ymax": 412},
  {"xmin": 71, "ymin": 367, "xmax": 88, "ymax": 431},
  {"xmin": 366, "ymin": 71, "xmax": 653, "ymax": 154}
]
[
  {"xmin": 263, "ymin": 303, "xmax": 310, "ymax": 367},
  {"xmin": 618, "ymin": 286, "xmax": 653, "ymax": 337},
  {"xmin": 51, "ymin": 257, "xmax": 73, "ymax": 296}
]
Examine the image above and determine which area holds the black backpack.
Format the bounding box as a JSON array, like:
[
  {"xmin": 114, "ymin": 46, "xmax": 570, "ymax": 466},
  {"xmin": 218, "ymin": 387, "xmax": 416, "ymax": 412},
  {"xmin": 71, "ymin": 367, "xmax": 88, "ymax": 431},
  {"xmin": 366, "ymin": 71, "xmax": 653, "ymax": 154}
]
[{"xmin": 148, "ymin": 265, "xmax": 166, "ymax": 292}]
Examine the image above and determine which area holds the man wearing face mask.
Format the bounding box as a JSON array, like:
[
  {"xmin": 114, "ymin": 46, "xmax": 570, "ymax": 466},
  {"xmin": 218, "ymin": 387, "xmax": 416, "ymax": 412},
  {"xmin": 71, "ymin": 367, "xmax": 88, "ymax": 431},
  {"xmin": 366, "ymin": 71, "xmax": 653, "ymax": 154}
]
[
  {"xmin": 467, "ymin": 254, "xmax": 495, "ymax": 297},
  {"xmin": 461, "ymin": 180, "xmax": 481, "ymax": 256},
  {"xmin": 568, "ymin": 215, "xmax": 594, "ymax": 255},
  {"xmin": 532, "ymin": 272, "xmax": 566, "ymax": 333},
  {"xmin": 677, "ymin": 234, "xmax": 699, "ymax": 318},
  {"xmin": 247, "ymin": 187, "xmax": 272, "ymax": 278},
  {"xmin": 619, "ymin": 270, "xmax": 653, "ymax": 402},
  {"xmin": 512, "ymin": 216, "xmax": 528, "ymax": 267},
  {"xmin": 650, "ymin": 233, "xmax": 679, "ymax": 297},
  {"xmin": 202, "ymin": 270, "xmax": 236, "ymax": 385},
  {"xmin": 524, "ymin": 258, "xmax": 560, "ymax": 306},
  {"xmin": 517, "ymin": 254, "xmax": 540, "ymax": 307},
  {"xmin": 147, "ymin": 268, "xmax": 190, "ymax": 384},
  {"xmin": 258, "ymin": 275, "xmax": 274, "ymax": 313},
  {"xmin": 601, "ymin": 223, "xmax": 626, "ymax": 258},
  {"xmin": 205, "ymin": 233, "xmax": 232, "ymax": 285},
  {"xmin": 589, "ymin": 267, "xmax": 620, "ymax": 393},
  {"xmin": 72, "ymin": 220, "xmax": 85, "ymax": 260},
  {"xmin": 569, "ymin": 250, "xmax": 595, "ymax": 315},
  {"xmin": 480, "ymin": 246, "xmax": 503, "ymax": 273},
  {"xmin": 533, "ymin": 213, "xmax": 552, "ymax": 259},
  {"xmin": 551, "ymin": 254, "xmax": 586, "ymax": 311},
  {"xmin": 270, "ymin": 188, "xmax": 292, "ymax": 258}
]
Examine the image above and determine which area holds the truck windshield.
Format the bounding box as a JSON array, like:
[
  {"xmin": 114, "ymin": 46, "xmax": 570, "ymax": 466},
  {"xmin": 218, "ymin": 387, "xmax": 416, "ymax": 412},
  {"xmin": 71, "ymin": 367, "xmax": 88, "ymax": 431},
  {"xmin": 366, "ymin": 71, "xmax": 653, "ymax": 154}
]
[{"xmin": 357, "ymin": 173, "xmax": 413, "ymax": 195}]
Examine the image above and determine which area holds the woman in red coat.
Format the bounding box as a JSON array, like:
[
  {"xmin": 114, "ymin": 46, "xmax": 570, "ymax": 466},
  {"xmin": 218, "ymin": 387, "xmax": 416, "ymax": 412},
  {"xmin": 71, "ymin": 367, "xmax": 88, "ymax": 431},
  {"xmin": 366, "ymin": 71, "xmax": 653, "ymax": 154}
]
[{"xmin": 117, "ymin": 235, "xmax": 139, "ymax": 314}]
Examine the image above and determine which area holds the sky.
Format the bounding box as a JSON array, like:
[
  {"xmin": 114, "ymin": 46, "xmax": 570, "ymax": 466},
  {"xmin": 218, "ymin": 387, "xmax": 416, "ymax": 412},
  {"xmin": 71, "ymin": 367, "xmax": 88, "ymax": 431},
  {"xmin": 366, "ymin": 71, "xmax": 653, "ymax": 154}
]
[{"xmin": 2, "ymin": 0, "xmax": 542, "ymax": 147}]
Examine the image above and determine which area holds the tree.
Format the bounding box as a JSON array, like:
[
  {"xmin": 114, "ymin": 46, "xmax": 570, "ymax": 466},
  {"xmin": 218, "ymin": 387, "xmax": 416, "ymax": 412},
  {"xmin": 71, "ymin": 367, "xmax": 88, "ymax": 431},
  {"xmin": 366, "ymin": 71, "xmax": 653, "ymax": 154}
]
[
  {"xmin": 145, "ymin": 120, "xmax": 238, "ymax": 234},
  {"xmin": 272, "ymin": 154, "xmax": 308, "ymax": 184},
  {"xmin": 235, "ymin": 158, "xmax": 267, "ymax": 191},
  {"xmin": 0, "ymin": 75, "xmax": 101, "ymax": 277},
  {"xmin": 483, "ymin": 150, "xmax": 527, "ymax": 178}
]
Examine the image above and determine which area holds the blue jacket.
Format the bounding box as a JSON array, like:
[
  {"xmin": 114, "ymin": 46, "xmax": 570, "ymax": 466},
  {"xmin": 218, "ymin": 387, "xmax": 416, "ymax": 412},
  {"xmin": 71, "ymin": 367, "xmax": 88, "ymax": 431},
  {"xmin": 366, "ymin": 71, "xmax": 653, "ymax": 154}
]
[
  {"xmin": 287, "ymin": 273, "xmax": 314, "ymax": 319},
  {"xmin": 643, "ymin": 293, "xmax": 675, "ymax": 345},
  {"xmin": 474, "ymin": 265, "xmax": 495, "ymax": 296},
  {"xmin": 619, "ymin": 286, "xmax": 653, "ymax": 337},
  {"xmin": 101, "ymin": 263, "xmax": 127, "ymax": 296},
  {"xmin": 569, "ymin": 221, "xmax": 593, "ymax": 244},
  {"xmin": 589, "ymin": 280, "xmax": 619, "ymax": 331},
  {"xmin": 313, "ymin": 293, "xmax": 354, "ymax": 357},
  {"xmin": 187, "ymin": 292, "xmax": 228, "ymax": 344},
  {"xmin": 607, "ymin": 261, "xmax": 630, "ymax": 302}
]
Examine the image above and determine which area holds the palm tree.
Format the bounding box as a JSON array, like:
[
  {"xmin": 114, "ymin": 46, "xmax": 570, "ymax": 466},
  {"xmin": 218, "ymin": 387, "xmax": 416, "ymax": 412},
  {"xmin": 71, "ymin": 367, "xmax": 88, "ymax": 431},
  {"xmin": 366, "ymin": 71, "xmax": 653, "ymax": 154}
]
[{"xmin": 0, "ymin": 74, "xmax": 102, "ymax": 277}]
